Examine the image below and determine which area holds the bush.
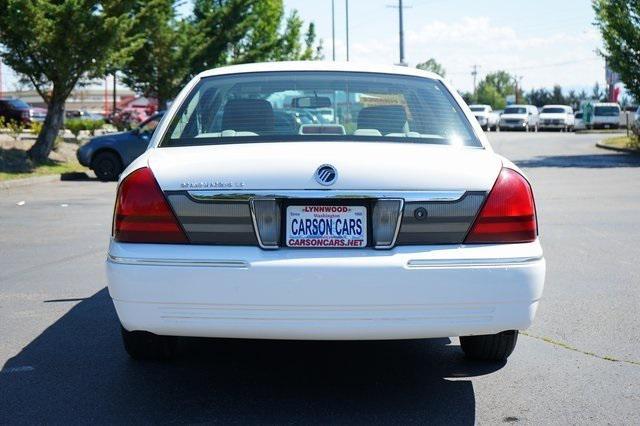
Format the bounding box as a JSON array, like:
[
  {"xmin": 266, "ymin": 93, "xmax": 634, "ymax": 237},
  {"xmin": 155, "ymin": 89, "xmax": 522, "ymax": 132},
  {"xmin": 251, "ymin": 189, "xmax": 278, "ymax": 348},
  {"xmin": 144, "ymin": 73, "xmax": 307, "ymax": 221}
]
[
  {"xmin": 30, "ymin": 121, "xmax": 43, "ymax": 137},
  {"xmin": 65, "ymin": 118, "xmax": 85, "ymax": 140},
  {"xmin": 85, "ymin": 119, "xmax": 105, "ymax": 136},
  {"xmin": 0, "ymin": 116, "xmax": 5, "ymax": 129},
  {"xmin": 7, "ymin": 120, "xmax": 25, "ymax": 141}
]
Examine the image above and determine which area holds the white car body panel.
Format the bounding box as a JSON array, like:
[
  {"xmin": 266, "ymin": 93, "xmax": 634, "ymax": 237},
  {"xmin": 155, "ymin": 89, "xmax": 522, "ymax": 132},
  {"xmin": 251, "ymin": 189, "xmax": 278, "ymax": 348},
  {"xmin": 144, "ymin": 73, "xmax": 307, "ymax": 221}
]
[
  {"xmin": 108, "ymin": 61, "xmax": 545, "ymax": 341},
  {"xmin": 108, "ymin": 240, "xmax": 544, "ymax": 340},
  {"xmin": 468, "ymin": 104, "xmax": 499, "ymax": 130},
  {"xmin": 148, "ymin": 142, "xmax": 501, "ymax": 192},
  {"xmin": 592, "ymin": 103, "xmax": 621, "ymax": 128},
  {"xmin": 499, "ymin": 105, "xmax": 539, "ymax": 130},
  {"xmin": 538, "ymin": 105, "xmax": 575, "ymax": 130}
]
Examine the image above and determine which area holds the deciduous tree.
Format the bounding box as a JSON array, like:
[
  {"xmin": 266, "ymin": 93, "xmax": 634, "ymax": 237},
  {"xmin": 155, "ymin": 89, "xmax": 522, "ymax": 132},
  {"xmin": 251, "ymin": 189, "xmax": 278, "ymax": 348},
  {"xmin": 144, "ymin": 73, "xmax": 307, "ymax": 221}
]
[
  {"xmin": 416, "ymin": 58, "xmax": 446, "ymax": 77},
  {"xmin": 120, "ymin": 0, "xmax": 190, "ymax": 110},
  {"xmin": 0, "ymin": 0, "xmax": 133, "ymax": 162},
  {"xmin": 594, "ymin": 0, "xmax": 640, "ymax": 101}
]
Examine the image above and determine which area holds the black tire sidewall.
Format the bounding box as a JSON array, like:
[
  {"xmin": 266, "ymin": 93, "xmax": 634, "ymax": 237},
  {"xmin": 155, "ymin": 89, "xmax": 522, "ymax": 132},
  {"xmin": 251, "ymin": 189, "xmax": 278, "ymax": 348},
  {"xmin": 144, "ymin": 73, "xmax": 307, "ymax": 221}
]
[{"xmin": 92, "ymin": 152, "xmax": 122, "ymax": 182}]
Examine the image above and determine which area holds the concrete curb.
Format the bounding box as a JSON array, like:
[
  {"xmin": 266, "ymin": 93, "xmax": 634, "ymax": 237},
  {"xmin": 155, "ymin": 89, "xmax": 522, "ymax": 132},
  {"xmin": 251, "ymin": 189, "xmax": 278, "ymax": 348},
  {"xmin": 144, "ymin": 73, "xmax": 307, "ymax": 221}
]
[
  {"xmin": 0, "ymin": 172, "xmax": 93, "ymax": 190},
  {"xmin": 0, "ymin": 174, "xmax": 62, "ymax": 190},
  {"xmin": 575, "ymin": 130, "xmax": 626, "ymax": 135},
  {"xmin": 596, "ymin": 141, "xmax": 640, "ymax": 155}
]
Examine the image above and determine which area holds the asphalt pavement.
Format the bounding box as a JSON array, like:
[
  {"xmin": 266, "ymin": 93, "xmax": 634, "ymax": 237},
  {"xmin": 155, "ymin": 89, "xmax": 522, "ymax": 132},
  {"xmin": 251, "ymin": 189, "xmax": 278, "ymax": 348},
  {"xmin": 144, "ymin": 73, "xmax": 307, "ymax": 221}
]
[{"xmin": 1, "ymin": 131, "xmax": 639, "ymax": 424}]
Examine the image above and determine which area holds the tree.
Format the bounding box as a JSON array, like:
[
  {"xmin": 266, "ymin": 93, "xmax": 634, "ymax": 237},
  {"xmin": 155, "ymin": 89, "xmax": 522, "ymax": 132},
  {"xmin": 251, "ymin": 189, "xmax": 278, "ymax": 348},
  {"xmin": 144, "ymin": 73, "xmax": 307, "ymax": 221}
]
[
  {"xmin": 0, "ymin": 0, "xmax": 133, "ymax": 162},
  {"xmin": 550, "ymin": 85, "xmax": 566, "ymax": 104},
  {"xmin": 593, "ymin": 0, "xmax": 640, "ymax": 101},
  {"xmin": 120, "ymin": 0, "xmax": 190, "ymax": 110},
  {"xmin": 475, "ymin": 84, "xmax": 506, "ymax": 110},
  {"xmin": 526, "ymin": 88, "xmax": 552, "ymax": 107},
  {"xmin": 483, "ymin": 71, "xmax": 516, "ymax": 98},
  {"xmin": 472, "ymin": 71, "xmax": 517, "ymax": 109},
  {"xmin": 592, "ymin": 81, "xmax": 606, "ymax": 101},
  {"xmin": 119, "ymin": 0, "xmax": 322, "ymax": 111},
  {"xmin": 188, "ymin": 0, "xmax": 321, "ymax": 78},
  {"xmin": 416, "ymin": 58, "xmax": 446, "ymax": 77}
]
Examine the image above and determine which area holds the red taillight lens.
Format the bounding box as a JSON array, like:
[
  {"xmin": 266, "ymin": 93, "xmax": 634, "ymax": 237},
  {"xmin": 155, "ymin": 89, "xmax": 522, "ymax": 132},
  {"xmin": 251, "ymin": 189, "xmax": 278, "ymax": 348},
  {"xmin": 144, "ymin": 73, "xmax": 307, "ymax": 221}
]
[
  {"xmin": 113, "ymin": 167, "xmax": 188, "ymax": 243},
  {"xmin": 465, "ymin": 167, "xmax": 537, "ymax": 244}
]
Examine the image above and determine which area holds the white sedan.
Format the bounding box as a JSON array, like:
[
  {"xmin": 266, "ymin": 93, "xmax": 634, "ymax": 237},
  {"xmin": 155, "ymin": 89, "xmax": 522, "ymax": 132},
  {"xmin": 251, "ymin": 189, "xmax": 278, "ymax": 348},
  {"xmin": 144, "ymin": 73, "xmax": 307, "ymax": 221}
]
[{"xmin": 107, "ymin": 62, "xmax": 545, "ymax": 362}]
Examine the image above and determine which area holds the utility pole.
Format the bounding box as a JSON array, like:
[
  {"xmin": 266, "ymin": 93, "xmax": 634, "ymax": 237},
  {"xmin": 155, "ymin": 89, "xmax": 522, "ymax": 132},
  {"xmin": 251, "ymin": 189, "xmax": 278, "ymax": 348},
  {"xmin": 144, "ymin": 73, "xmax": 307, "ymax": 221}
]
[
  {"xmin": 345, "ymin": 0, "xmax": 350, "ymax": 61},
  {"xmin": 112, "ymin": 72, "xmax": 117, "ymax": 116},
  {"xmin": 471, "ymin": 64, "xmax": 480, "ymax": 95},
  {"xmin": 0, "ymin": 60, "xmax": 3, "ymax": 99},
  {"xmin": 331, "ymin": 0, "xmax": 336, "ymax": 61},
  {"xmin": 387, "ymin": 1, "xmax": 411, "ymax": 66},
  {"xmin": 514, "ymin": 75, "xmax": 523, "ymax": 104}
]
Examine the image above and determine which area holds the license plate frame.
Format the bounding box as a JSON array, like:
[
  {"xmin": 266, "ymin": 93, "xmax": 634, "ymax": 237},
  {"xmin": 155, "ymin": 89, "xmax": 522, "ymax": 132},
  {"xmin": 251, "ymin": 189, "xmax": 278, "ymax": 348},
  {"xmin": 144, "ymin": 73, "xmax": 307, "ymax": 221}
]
[{"xmin": 285, "ymin": 204, "xmax": 368, "ymax": 248}]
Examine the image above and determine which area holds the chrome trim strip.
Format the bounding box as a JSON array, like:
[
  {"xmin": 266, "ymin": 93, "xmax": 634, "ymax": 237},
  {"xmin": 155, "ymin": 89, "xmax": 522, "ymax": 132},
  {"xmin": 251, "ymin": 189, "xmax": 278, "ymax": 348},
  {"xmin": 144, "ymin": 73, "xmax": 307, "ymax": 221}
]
[
  {"xmin": 188, "ymin": 190, "xmax": 466, "ymax": 203},
  {"xmin": 107, "ymin": 254, "xmax": 248, "ymax": 268},
  {"xmin": 374, "ymin": 198, "xmax": 405, "ymax": 250},
  {"xmin": 406, "ymin": 256, "xmax": 543, "ymax": 269},
  {"xmin": 249, "ymin": 197, "xmax": 280, "ymax": 250}
]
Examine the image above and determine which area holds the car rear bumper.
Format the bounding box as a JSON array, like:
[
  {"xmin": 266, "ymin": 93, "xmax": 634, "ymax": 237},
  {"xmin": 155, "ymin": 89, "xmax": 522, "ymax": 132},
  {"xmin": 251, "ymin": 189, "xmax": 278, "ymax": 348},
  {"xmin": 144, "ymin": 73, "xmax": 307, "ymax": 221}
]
[
  {"xmin": 106, "ymin": 240, "xmax": 546, "ymax": 340},
  {"xmin": 499, "ymin": 122, "xmax": 527, "ymax": 129},
  {"xmin": 539, "ymin": 123, "xmax": 567, "ymax": 129}
]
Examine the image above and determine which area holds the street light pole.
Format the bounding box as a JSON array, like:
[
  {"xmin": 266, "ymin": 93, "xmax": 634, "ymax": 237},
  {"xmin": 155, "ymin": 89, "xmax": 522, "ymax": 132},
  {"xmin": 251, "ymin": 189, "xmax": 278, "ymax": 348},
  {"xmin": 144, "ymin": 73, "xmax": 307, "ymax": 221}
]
[
  {"xmin": 345, "ymin": 0, "xmax": 350, "ymax": 61},
  {"xmin": 331, "ymin": 0, "xmax": 336, "ymax": 61},
  {"xmin": 399, "ymin": 0, "xmax": 405, "ymax": 65},
  {"xmin": 387, "ymin": 1, "xmax": 411, "ymax": 66}
]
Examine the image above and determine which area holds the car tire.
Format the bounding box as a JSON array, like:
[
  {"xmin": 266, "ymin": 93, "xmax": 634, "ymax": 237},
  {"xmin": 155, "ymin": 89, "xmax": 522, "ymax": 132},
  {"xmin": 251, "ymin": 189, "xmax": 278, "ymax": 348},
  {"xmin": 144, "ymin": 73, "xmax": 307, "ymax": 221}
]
[
  {"xmin": 460, "ymin": 330, "xmax": 518, "ymax": 361},
  {"xmin": 121, "ymin": 326, "xmax": 178, "ymax": 361},
  {"xmin": 92, "ymin": 151, "xmax": 122, "ymax": 182}
]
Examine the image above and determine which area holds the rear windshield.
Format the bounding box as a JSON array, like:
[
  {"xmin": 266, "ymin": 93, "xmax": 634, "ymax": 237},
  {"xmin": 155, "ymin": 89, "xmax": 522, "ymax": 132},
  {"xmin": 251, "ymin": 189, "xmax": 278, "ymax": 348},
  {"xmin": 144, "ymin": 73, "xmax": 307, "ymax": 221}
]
[
  {"xmin": 541, "ymin": 107, "xmax": 566, "ymax": 114},
  {"xmin": 4, "ymin": 99, "xmax": 29, "ymax": 109},
  {"xmin": 161, "ymin": 71, "xmax": 480, "ymax": 147},
  {"xmin": 504, "ymin": 107, "xmax": 527, "ymax": 114},
  {"xmin": 469, "ymin": 106, "xmax": 486, "ymax": 112},
  {"xmin": 594, "ymin": 106, "xmax": 620, "ymax": 116}
]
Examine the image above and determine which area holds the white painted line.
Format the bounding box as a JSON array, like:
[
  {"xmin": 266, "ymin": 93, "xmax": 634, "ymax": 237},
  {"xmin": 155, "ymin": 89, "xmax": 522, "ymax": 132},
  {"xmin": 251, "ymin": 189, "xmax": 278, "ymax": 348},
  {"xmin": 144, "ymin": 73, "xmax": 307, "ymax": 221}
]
[{"xmin": 1, "ymin": 366, "xmax": 35, "ymax": 373}]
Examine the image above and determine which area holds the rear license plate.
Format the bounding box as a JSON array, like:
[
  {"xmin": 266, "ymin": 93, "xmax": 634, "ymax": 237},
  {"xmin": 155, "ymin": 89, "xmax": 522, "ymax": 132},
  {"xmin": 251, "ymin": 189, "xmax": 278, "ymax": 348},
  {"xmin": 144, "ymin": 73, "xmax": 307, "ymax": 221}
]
[{"xmin": 286, "ymin": 205, "xmax": 367, "ymax": 248}]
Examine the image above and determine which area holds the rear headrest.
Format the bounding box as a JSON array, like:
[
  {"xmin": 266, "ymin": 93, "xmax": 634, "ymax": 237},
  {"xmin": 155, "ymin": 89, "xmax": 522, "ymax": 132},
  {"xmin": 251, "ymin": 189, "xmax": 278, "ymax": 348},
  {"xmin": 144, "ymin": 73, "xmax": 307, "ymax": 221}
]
[
  {"xmin": 222, "ymin": 99, "xmax": 274, "ymax": 133},
  {"xmin": 357, "ymin": 105, "xmax": 407, "ymax": 134}
]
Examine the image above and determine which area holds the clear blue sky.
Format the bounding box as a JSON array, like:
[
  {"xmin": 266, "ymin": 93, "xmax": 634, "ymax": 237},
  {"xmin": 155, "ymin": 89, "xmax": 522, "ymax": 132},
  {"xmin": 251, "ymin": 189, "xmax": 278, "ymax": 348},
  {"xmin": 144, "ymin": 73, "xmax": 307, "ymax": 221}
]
[{"xmin": 1, "ymin": 0, "xmax": 605, "ymax": 94}]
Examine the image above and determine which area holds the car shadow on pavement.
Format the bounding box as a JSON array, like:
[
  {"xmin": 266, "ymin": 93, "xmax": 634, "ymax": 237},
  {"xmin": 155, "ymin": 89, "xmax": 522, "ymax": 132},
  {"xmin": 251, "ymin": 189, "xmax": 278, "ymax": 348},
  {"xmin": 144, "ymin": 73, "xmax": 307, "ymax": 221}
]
[
  {"xmin": 515, "ymin": 153, "xmax": 640, "ymax": 168},
  {"xmin": 0, "ymin": 288, "xmax": 505, "ymax": 425}
]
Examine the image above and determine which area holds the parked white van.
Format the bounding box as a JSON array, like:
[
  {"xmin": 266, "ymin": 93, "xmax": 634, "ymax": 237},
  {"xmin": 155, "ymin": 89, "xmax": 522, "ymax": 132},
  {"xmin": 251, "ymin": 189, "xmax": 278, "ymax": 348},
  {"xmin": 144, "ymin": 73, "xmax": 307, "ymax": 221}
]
[
  {"xmin": 538, "ymin": 105, "xmax": 575, "ymax": 132},
  {"xmin": 591, "ymin": 103, "xmax": 621, "ymax": 129},
  {"xmin": 499, "ymin": 105, "xmax": 539, "ymax": 132}
]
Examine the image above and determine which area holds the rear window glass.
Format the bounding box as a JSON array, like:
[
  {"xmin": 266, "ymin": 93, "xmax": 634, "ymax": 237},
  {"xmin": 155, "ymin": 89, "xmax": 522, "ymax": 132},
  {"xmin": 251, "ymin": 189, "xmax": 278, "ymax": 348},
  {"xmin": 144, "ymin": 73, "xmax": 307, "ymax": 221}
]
[
  {"xmin": 161, "ymin": 71, "xmax": 480, "ymax": 148},
  {"xmin": 6, "ymin": 99, "xmax": 29, "ymax": 109},
  {"xmin": 469, "ymin": 106, "xmax": 486, "ymax": 112},
  {"xmin": 541, "ymin": 107, "xmax": 566, "ymax": 114},
  {"xmin": 594, "ymin": 106, "xmax": 620, "ymax": 116}
]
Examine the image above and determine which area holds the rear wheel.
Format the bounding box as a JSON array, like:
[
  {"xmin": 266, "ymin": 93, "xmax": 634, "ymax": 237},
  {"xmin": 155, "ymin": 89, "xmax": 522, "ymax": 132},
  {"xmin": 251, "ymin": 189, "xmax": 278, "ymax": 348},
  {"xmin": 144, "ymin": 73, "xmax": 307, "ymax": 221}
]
[
  {"xmin": 121, "ymin": 326, "xmax": 177, "ymax": 360},
  {"xmin": 460, "ymin": 330, "xmax": 518, "ymax": 361},
  {"xmin": 92, "ymin": 151, "xmax": 122, "ymax": 182}
]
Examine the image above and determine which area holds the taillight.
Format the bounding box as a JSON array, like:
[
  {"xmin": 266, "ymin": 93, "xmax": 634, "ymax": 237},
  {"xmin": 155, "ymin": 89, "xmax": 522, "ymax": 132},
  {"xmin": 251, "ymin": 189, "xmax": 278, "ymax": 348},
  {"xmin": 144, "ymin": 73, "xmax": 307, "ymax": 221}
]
[
  {"xmin": 113, "ymin": 167, "xmax": 188, "ymax": 243},
  {"xmin": 465, "ymin": 167, "xmax": 537, "ymax": 244}
]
